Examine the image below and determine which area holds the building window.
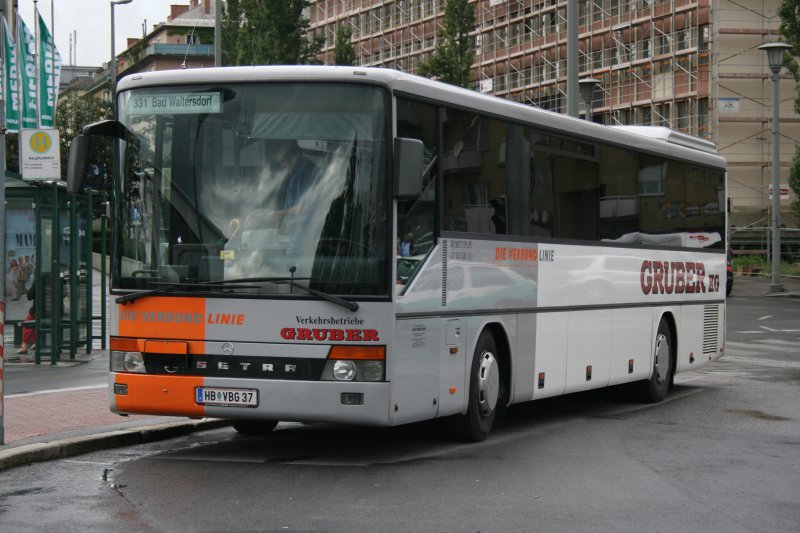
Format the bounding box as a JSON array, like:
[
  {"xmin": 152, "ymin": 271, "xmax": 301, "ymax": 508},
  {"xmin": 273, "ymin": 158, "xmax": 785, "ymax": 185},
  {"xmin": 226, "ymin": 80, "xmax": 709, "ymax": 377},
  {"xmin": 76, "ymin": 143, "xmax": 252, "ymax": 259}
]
[
  {"xmin": 593, "ymin": 0, "xmax": 604, "ymax": 23},
  {"xmin": 656, "ymin": 33, "xmax": 672, "ymax": 55},
  {"xmin": 676, "ymin": 29, "xmax": 690, "ymax": 51},
  {"xmin": 698, "ymin": 98, "xmax": 709, "ymax": 138},
  {"xmin": 655, "ymin": 102, "xmax": 670, "ymax": 127},
  {"xmin": 642, "ymin": 38, "xmax": 651, "ymax": 58},
  {"xmin": 676, "ymin": 100, "xmax": 689, "ymax": 132},
  {"xmin": 593, "ymin": 50, "xmax": 603, "ymax": 69},
  {"xmin": 579, "ymin": 1, "xmax": 590, "ymax": 26}
]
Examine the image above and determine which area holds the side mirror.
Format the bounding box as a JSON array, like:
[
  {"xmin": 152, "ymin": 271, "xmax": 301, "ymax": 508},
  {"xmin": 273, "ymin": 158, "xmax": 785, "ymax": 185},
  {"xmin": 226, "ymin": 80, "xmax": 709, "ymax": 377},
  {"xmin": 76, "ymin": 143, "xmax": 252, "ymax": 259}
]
[
  {"xmin": 66, "ymin": 120, "xmax": 128, "ymax": 194},
  {"xmin": 393, "ymin": 137, "xmax": 424, "ymax": 199},
  {"xmin": 66, "ymin": 135, "xmax": 90, "ymax": 193}
]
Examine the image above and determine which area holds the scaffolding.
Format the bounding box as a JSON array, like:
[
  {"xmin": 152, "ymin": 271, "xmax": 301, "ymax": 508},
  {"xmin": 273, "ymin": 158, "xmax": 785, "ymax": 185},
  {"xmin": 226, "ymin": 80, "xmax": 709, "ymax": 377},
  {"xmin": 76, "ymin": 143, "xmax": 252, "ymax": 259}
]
[
  {"xmin": 714, "ymin": 0, "xmax": 800, "ymax": 226},
  {"xmin": 310, "ymin": 0, "xmax": 445, "ymax": 70},
  {"xmin": 309, "ymin": 1, "xmax": 711, "ymax": 135}
]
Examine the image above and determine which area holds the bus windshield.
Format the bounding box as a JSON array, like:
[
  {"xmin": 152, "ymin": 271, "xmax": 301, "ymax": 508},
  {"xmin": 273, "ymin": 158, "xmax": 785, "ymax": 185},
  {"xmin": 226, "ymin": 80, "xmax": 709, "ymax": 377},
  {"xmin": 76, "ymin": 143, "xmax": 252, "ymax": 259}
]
[{"xmin": 115, "ymin": 83, "xmax": 389, "ymax": 297}]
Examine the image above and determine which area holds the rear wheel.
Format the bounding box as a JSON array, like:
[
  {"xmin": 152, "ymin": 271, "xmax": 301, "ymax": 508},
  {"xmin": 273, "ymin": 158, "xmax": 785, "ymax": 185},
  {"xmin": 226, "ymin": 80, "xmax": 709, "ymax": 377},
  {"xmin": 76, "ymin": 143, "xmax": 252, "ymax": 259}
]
[
  {"xmin": 453, "ymin": 330, "xmax": 501, "ymax": 442},
  {"xmin": 630, "ymin": 319, "xmax": 673, "ymax": 403},
  {"xmin": 232, "ymin": 420, "xmax": 278, "ymax": 435}
]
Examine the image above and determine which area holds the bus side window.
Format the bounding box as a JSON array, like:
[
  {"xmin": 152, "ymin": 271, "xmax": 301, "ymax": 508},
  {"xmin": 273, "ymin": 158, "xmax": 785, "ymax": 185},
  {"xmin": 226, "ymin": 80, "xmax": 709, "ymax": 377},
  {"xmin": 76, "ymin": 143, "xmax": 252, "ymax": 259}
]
[{"xmin": 396, "ymin": 98, "xmax": 437, "ymax": 284}]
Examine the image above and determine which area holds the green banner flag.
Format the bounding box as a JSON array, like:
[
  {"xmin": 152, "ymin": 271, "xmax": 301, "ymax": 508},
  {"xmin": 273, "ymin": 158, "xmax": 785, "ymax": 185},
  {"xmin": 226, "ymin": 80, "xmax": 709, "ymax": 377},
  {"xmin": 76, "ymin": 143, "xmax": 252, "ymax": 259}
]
[
  {"xmin": 17, "ymin": 16, "xmax": 37, "ymax": 129},
  {"xmin": 38, "ymin": 12, "xmax": 61, "ymax": 128},
  {"xmin": 2, "ymin": 17, "xmax": 19, "ymax": 133}
]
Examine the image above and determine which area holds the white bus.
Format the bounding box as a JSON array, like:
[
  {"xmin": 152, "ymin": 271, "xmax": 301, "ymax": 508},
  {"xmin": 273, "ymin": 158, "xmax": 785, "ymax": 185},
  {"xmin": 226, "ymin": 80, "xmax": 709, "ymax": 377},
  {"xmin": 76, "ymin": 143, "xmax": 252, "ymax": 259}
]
[{"xmin": 68, "ymin": 67, "xmax": 726, "ymax": 441}]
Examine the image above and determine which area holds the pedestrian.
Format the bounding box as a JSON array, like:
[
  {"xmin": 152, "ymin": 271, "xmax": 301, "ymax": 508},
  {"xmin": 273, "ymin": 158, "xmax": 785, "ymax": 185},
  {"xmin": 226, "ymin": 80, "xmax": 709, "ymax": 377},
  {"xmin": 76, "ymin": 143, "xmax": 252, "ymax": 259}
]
[
  {"xmin": 7, "ymin": 259, "xmax": 19, "ymax": 299},
  {"xmin": 18, "ymin": 282, "xmax": 36, "ymax": 354},
  {"xmin": 14, "ymin": 257, "xmax": 28, "ymax": 301}
]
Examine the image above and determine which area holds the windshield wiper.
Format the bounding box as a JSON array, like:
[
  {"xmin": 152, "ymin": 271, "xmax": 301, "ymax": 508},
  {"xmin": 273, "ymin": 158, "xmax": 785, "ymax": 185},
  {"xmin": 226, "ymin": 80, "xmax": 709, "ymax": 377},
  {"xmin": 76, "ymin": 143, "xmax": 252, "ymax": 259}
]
[
  {"xmin": 117, "ymin": 276, "xmax": 359, "ymax": 312},
  {"xmin": 217, "ymin": 276, "xmax": 359, "ymax": 312},
  {"xmin": 116, "ymin": 281, "xmax": 261, "ymax": 305}
]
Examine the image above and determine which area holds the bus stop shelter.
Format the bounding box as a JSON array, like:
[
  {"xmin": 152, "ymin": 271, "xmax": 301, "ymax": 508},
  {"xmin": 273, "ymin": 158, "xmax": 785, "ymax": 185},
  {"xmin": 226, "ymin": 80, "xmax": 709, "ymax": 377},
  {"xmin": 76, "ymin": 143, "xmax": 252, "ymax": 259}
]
[{"xmin": 4, "ymin": 172, "xmax": 107, "ymax": 364}]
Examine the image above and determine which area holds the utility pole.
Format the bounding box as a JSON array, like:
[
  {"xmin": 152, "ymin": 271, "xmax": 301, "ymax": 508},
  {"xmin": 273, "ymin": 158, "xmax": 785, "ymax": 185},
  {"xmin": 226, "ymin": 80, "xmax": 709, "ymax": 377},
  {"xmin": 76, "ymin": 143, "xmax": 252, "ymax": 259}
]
[
  {"xmin": 214, "ymin": 0, "xmax": 221, "ymax": 66},
  {"xmin": 0, "ymin": 0, "xmax": 12, "ymax": 446},
  {"xmin": 566, "ymin": 0, "xmax": 578, "ymax": 118}
]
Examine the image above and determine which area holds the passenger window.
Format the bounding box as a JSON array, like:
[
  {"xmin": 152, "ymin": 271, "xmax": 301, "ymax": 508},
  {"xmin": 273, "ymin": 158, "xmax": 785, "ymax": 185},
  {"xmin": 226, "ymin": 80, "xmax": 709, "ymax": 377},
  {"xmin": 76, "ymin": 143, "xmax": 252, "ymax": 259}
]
[
  {"xmin": 442, "ymin": 109, "xmax": 511, "ymax": 236},
  {"xmin": 396, "ymin": 98, "xmax": 437, "ymax": 286},
  {"xmin": 599, "ymin": 145, "xmax": 639, "ymax": 242}
]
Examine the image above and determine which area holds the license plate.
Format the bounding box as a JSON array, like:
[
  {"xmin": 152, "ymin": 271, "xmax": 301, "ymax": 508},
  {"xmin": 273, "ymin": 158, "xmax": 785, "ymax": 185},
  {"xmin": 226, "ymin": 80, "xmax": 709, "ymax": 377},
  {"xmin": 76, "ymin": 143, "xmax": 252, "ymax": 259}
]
[{"xmin": 195, "ymin": 387, "xmax": 258, "ymax": 407}]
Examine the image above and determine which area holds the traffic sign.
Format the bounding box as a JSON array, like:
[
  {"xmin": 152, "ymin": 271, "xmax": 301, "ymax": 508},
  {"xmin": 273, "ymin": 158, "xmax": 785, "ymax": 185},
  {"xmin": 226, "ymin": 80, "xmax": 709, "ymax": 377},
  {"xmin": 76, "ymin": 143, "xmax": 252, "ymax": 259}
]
[{"xmin": 20, "ymin": 128, "xmax": 61, "ymax": 181}]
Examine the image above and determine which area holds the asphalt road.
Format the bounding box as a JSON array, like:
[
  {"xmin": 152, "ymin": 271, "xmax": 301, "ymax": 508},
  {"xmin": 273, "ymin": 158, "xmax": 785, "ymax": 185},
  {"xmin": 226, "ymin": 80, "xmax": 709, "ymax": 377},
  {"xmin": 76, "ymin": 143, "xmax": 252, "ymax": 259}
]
[{"xmin": 0, "ymin": 279, "xmax": 798, "ymax": 532}]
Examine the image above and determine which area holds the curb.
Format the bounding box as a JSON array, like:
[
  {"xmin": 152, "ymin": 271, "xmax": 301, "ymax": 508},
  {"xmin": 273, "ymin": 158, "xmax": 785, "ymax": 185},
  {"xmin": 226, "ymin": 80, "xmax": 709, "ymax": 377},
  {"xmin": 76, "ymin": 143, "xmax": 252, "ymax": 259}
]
[{"xmin": 0, "ymin": 418, "xmax": 232, "ymax": 472}]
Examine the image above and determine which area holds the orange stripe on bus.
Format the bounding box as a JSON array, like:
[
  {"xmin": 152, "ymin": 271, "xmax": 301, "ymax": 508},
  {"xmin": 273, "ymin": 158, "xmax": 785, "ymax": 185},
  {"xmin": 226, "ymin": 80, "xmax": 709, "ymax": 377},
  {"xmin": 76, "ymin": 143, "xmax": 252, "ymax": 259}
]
[
  {"xmin": 110, "ymin": 337, "xmax": 143, "ymax": 351},
  {"xmin": 328, "ymin": 345, "xmax": 386, "ymax": 360},
  {"xmin": 118, "ymin": 297, "xmax": 206, "ymax": 340},
  {"xmin": 111, "ymin": 337, "xmax": 206, "ymax": 354},
  {"xmin": 113, "ymin": 374, "xmax": 205, "ymax": 417},
  {"xmin": 143, "ymin": 340, "xmax": 188, "ymax": 354}
]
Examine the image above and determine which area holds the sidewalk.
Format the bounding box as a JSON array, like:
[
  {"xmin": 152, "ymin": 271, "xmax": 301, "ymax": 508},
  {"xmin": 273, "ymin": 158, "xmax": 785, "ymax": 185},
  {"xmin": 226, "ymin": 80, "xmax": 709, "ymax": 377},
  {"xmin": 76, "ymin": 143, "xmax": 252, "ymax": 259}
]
[
  {"xmin": 1, "ymin": 268, "xmax": 230, "ymax": 471},
  {"xmin": 1, "ymin": 347, "xmax": 230, "ymax": 471},
  {"xmin": 1, "ymin": 272, "xmax": 797, "ymax": 472}
]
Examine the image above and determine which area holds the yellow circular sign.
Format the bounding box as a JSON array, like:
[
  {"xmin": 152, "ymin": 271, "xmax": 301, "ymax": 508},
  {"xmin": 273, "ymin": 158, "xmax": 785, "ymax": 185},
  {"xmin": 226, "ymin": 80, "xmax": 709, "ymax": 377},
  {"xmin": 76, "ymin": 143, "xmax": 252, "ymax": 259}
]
[{"xmin": 29, "ymin": 131, "xmax": 52, "ymax": 154}]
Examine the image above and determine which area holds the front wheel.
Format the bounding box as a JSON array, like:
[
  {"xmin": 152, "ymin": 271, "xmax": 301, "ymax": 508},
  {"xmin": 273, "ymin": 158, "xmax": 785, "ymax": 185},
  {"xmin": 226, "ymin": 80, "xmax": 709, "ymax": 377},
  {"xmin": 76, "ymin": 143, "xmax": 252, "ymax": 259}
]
[
  {"xmin": 452, "ymin": 330, "xmax": 502, "ymax": 442},
  {"xmin": 630, "ymin": 319, "xmax": 673, "ymax": 403},
  {"xmin": 232, "ymin": 420, "xmax": 279, "ymax": 435}
]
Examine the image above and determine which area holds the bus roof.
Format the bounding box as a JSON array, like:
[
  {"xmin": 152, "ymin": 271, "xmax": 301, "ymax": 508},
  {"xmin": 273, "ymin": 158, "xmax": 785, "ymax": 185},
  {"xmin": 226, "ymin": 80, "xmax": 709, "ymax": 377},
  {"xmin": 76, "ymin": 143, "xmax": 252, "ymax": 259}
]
[{"xmin": 117, "ymin": 65, "xmax": 726, "ymax": 170}]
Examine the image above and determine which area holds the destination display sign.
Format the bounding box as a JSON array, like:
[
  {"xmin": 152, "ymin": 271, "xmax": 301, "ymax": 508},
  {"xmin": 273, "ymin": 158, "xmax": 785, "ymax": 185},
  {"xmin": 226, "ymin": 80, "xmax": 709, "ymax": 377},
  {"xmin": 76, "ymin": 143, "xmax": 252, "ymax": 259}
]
[{"xmin": 127, "ymin": 92, "xmax": 221, "ymax": 115}]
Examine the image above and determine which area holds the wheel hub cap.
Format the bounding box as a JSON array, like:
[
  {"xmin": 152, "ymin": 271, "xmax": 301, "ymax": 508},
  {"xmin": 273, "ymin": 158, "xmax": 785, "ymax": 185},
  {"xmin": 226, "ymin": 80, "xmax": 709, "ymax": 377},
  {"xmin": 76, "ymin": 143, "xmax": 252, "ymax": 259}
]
[
  {"xmin": 654, "ymin": 333, "xmax": 669, "ymax": 384},
  {"xmin": 477, "ymin": 351, "xmax": 500, "ymax": 417}
]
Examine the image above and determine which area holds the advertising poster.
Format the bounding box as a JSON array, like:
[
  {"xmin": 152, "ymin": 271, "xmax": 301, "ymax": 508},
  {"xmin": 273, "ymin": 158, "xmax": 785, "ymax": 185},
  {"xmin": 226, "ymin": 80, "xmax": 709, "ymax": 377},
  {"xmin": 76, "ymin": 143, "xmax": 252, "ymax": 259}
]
[{"xmin": 5, "ymin": 207, "xmax": 36, "ymax": 322}]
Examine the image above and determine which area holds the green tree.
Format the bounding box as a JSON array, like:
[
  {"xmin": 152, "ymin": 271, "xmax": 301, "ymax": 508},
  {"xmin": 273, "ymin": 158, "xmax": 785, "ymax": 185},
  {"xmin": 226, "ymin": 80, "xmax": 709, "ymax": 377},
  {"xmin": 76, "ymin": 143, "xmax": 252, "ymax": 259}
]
[
  {"xmin": 4, "ymin": 135, "xmax": 18, "ymax": 174},
  {"xmin": 416, "ymin": 0, "xmax": 476, "ymax": 87},
  {"xmin": 333, "ymin": 25, "xmax": 355, "ymax": 66},
  {"xmin": 778, "ymin": 0, "xmax": 800, "ymax": 223},
  {"xmin": 221, "ymin": 0, "xmax": 323, "ymax": 65},
  {"xmin": 55, "ymin": 92, "xmax": 113, "ymax": 183},
  {"xmin": 790, "ymin": 145, "xmax": 800, "ymax": 225}
]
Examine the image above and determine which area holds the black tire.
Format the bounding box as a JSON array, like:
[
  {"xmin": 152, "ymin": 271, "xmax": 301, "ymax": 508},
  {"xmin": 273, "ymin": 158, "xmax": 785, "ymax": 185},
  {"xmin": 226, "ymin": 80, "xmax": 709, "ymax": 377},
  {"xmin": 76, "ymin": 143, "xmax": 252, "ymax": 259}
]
[
  {"xmin": 630, "ymin": 319, "xmax": 673, "ymax": 403},
  {"xmin": 453, "ymin": 330, "xmax": 502, "ymax": 442},
  {"xmin": 232, "ymin": 420, "xmax": 278, "ymax": 435}
]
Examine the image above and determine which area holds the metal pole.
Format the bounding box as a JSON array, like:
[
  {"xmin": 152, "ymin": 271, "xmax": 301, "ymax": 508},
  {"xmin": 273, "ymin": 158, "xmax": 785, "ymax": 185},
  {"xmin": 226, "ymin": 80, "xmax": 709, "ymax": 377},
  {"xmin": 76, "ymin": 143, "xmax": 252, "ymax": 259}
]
[
  {"xmin": 51, "ymin": 182, "xmax": 59, "ymax": 364},
  {"xmin": 110, "ymin": 2, "xmax": 115, "ymax": 98},
  {"xmin": 769, "ymin": 70, "xmax": 783, "ymax": 293},
  {"xmin": 69, "ymin": 195, "xmax": 77, "ymax": 359},
  {"xmin": 566, "ymin": 0, "xmax": 578, "ymax": 118},
  {"xmin": 50, "ymin": 0, "xmax": 54, "ymax": 119},
  {"xmin": 0, "ymin": 0, "xmax": 8, "ymax": 445},
  {"xmin": 101, "ymin": 193, "xmax": 107, "ymax": 350},
  {"xmin": 33, "ymin": 0, "xmax": 38, "ymax": 126},
  {"xmin": 86, "ymin": 191, "xmax": 92, "ymax": 354},
  {"xmin": 215, "ymin": 0, "xmax": 221, "ymax": 66}
]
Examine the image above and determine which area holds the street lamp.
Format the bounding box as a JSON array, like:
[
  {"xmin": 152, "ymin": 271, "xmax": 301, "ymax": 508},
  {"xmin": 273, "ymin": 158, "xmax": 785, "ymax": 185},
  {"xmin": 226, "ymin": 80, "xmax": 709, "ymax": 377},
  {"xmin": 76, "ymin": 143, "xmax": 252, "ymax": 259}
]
[
  {"xmin": 758, "ymin": 41, "xmax": 791, "ymax": 294},
  {"xmin": 579, "ymin": 78, "xmax": 601, "ymax": 122},
  {"xmin": 110, "ymin": 0, "xmax": 134, "ymax": 101}
]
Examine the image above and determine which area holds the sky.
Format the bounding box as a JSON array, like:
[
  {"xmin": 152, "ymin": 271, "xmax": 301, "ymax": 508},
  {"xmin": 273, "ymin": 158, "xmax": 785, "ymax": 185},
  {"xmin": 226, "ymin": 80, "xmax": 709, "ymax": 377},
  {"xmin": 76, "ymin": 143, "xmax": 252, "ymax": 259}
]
[{"xmin": 16, "ymin": 0, "xmax": 185, "ymax": 68}]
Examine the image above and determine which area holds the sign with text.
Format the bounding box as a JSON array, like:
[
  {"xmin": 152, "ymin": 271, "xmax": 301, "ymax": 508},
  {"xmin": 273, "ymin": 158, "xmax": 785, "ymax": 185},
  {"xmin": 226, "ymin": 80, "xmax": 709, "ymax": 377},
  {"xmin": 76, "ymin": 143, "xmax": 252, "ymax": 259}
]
[
  {"xmin": 718, "ymin": 98, "xmax": 739, "ymax": 113},
  {"xmin": 768, "ymin": 184, "xmax": 791, "ymax": 200},
  {"xmin": 127, "ymin": 92, "xmax": 222, "ymax": 115},
  {"xmin": 20, "ymin": 128, "xmax": 61, "ymax": 180}
]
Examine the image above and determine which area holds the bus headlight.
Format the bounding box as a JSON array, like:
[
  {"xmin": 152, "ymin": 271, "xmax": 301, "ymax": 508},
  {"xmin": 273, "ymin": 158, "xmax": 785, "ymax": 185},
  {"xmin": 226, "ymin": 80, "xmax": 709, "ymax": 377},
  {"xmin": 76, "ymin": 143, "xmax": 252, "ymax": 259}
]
[
  {"xmin": 359, "ymin": 361, "xmax": 384, "ymax": 382},
  {"xmin": 321, "ymin": 346, "xmax": 386, "ymax": 382},
  {"xmin": 332, "ymin": 360, "xmax": 357, "ymax": 381},
  {"xmin": 321, "ymin": 359, "xmax": 385, "ymax": 382},
  {"xmin": 111, "ymin": 351, "xmax": 146, "ymax": 373}
]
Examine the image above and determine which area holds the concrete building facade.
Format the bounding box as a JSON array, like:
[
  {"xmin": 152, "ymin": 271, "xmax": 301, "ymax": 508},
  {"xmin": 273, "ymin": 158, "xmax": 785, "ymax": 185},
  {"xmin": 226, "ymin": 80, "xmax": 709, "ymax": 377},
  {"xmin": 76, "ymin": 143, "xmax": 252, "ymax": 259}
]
[{"xmin": 308, "ymin": 0, "xmax": 799, "ymax": 228}]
